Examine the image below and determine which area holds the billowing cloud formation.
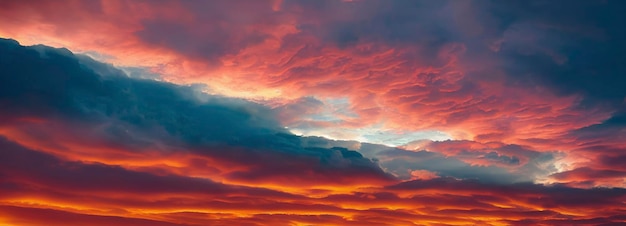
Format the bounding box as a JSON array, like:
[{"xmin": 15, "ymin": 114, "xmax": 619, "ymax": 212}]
[
  {"xmin": 1, "ymin": 37, "xmax": 625, "ymax": 225},
  {"xmin": 1, "ymin": 0, "xmax": 626, "ymax": 224},
  {"xmin": 0, "ymin": 38, "xmax": 392, "ymax": 187},
  {"xmin": 1, "ymin": 0, "xmax": 623, "ymax": 146}
]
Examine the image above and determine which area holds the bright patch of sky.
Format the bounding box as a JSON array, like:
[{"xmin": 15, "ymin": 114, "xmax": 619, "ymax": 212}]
[
  {"xmin": 286, "ymin": 97, "xmax": 452, "ymax": 146},
  {"xmin": 290, "ymin": 125, "xmax": 451, "ymax": 147},
  {"xmin": 359, "ymin": 127, "xmax": 451, "ymax": 146}
]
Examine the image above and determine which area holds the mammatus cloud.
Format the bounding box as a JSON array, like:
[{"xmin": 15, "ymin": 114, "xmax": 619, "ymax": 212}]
[
  {"xmin": 1, "ymin": 0, "xmax": 623, "ymax": 152},
  {"xmin": 1, "ymin": 38, "xmax": 625, "ymax": 225}
]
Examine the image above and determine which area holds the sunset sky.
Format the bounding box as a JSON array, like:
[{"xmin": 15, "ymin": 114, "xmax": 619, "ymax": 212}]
[{"xmin": 1, "ymin": 0, "xmax": 625, "ymax": 225}]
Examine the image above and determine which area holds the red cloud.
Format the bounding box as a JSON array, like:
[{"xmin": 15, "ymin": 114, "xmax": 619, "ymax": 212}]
[
  {"xmin": 0, "ymin": 0, "xmax": 612, "ymax": 145},
  {"xmin": 2, "ymin": 140, "xmax": 625, "ymax": 225},
  {"xmin": 1, "ymin": 1, "xmax": 626, "ymax": 225}
]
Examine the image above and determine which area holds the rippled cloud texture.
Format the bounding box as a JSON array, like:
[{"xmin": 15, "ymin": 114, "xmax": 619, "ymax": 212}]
[{"xmin": 1, "ymin": 0, "xmax": 625, "ymax": 225}]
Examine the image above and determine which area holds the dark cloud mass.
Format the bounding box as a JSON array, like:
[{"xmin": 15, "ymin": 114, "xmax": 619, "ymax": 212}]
[{"xmin": 0, "ymin": 38, "xmax": 392, "ymax": 186}]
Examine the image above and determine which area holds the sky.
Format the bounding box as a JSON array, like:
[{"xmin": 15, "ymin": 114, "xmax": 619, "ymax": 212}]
[{"xmin": 0, "ymin": 0, "xmax": 625, "ymax": 225}]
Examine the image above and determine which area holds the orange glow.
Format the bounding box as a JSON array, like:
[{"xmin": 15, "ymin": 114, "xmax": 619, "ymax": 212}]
[
  {"xmin": 0, "ymin": 0, "xmax": 613, "ymax": 148},
  {"xmin": 1, "ymin": 0, "xmax": 625, "ymax": 225},
  {"xmin": 2, "ymin": 135, "xmax": 625, "ymax": 225}
]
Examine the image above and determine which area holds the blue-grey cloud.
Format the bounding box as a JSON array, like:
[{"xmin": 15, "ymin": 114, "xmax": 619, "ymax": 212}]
[{"xmin": 0, "ymin": 38, "xmax": 392, "ymax": 184}]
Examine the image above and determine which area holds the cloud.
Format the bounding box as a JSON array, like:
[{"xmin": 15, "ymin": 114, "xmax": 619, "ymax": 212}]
[
  {"xmin": 0, "ymin": 38, "xmax": 392, "ymax": 187},
  {"xmin": 2, "ymin": 134, "xmax": 625, "ymax": 225},
  {"xmin": 1, "ymin": 0, "xmax": 622, "ymax": 149},
  {"xmin": 549, "ymin": 167, "xmax": 626, "ymax": 187},
  {"xmin": 342, "ymin": 139, "xmax": 560, "ymax": 183},
  {"xmin": 491, "ymin": 0, "xmax": 626, "ymax": 105},
  {"xmin": 0, "ymin": 136, "xmax": 291, "ymax": 197},
  {"xmin": 0, "ymin": 205, "xmax": 186, "ymax": 226},
  {"xmin": 1, "ymin": 0, "xmax": 624, "ymax": 188},
  {"xmin": 1, "ymin": 1, "xmax": 626, "ymax": 224},
  {"xmin": 387, "ymin": 177, "xmax": 626, "ymax": 209}
]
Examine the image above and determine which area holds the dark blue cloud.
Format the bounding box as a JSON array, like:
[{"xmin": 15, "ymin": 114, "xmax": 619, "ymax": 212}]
[
  {"xmin": 0, "ymin": 38, "xmax": 392, "ymax": 184},
  {"xmin": 284, "ymin": 0, "xmax": 626, "ymax": 108},
  {"xmin": 376, "ymin": 148, "xmax": 528, "ymax": 183},
  {"xmin": 488, "ymin": 0, "xmax": 626, "ymax": 106}
]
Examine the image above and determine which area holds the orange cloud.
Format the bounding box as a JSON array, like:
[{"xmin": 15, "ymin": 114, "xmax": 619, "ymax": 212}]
[
  {"xmin": 2, "ymin": 141, "xmax": 625, "ymax": 226},
  {"xmin": 0, "ymin": 0, "xmax": 612, "ymax": 146},
  {"xmin": 2, "ymin": 1, "xmax": 626, "ymax": 225}
]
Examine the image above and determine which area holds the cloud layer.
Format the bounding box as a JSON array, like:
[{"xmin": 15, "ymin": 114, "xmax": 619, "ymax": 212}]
[
  {"xmin": 1, "ymin": 36, "xmax": 625, "ymax": 226},
  {"xmin": 1, "ymin": 0, "xmax": 626, "ymax": 225}
]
